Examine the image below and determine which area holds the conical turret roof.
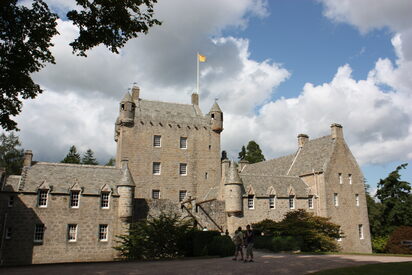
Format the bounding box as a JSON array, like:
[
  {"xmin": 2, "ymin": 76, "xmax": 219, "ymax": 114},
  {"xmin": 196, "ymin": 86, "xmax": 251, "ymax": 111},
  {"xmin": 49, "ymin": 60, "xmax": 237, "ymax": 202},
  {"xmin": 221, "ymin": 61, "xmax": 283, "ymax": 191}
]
[
  {"xmin": 121, "ymin": 92, "xmax": 132, "ymax": 102},
  {"xmin": 227, "ymin": 161, "xmax": 241, "ymax": 184},
  {"xmin": 210, "ymin": 102, "xmax": 222, "ymax": 113}
]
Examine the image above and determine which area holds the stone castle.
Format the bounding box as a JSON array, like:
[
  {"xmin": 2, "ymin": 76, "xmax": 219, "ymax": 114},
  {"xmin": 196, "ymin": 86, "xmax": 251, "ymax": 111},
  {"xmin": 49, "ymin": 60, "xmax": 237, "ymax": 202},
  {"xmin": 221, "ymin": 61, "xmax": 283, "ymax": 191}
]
[{"xmin": 0, "ymin": 87, "xmax": 372, "ymax": 264}]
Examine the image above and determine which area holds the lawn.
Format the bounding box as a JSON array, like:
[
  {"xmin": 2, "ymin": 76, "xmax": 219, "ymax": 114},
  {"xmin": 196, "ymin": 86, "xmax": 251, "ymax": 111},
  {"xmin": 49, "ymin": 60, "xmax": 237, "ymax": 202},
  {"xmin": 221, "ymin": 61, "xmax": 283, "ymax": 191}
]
[{"xmin": 313, "ymin": 261, "xmax": 412, "ymax": 275}]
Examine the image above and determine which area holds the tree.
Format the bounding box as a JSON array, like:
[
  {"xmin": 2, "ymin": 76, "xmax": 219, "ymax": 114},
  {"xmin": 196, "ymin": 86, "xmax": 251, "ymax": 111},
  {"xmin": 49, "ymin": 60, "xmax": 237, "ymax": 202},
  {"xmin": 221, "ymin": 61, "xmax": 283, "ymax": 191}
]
[
  {"xmin": 105, "ymin": 158, "xmax": 115, "ymax": 166},
  {"xmin": 238, "ymin": 141, "xmax": 265, "ymax": 163},
  {"xmin": 61, "ymin": 145, "xmax": 81, "ymax": 164},
  {"xmin": 0, "ymin": 132, "xmax": 24, "ymax": 175},
  {"xmin": 365, "ymin": 184, "xmax": 384, "ymax": 237},
  {"xmin": 1, "ymin": 0, "xmax": 161, "ymax": 131},
  {"xmin": 82, "ymin": 149, "xmax": 98, "ymax": 165},
  {"xmin": 375, "ymin": 164, "xmax": 412, "ymax": 235}
]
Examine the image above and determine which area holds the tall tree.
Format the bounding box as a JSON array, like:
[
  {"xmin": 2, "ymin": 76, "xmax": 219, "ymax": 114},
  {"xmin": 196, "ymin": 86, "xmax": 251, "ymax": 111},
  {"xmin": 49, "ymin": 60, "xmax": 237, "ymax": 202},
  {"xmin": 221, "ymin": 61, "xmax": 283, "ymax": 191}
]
[
  {"xmin": 105, "ymin": 157, "xmax": 115, "ymax": 166},
  {"xmin": 82, "ymin": 149, "xmax": 98, "ymax": 165},
  {"xmin": 1, "ymin": 0, "xmax": 161, "ymax": 131},
  {"xmin": 0, "ymin": 132, "xmax": 24, "ymax": 175},
  {"xmin": 365, "ymin": 184, "xmax": 383, "ymax": 237},
  {"xmin": 375, "ymin": 163, "xmax": 412, "ymax": 235},
  {"xmin": 238, "ymin": 141, "xmax": 265, "ymax": 164},
  {"xmin": 61, "ymin": 145, "xmax": 81, "ymax": 164}
]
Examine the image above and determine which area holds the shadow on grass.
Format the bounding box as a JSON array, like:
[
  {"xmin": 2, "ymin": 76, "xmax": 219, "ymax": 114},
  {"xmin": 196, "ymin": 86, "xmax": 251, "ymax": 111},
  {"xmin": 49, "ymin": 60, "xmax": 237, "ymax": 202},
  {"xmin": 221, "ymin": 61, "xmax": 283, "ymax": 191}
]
[{"xmin": 311, "ymin": 261, "xmax": 412, "ymax": 275}]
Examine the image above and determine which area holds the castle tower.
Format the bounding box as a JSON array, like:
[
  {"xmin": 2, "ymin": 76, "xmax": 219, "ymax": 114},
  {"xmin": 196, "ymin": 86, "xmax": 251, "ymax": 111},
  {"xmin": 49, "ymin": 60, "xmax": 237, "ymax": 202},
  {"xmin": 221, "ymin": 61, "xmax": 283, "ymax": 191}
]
[
  {"xmin": 209, "ymin": 101, "xmax": 223, "ymax": 133},
  {"xmin": 224, "ymin": 161, "xmax": 243, "ymax": 214},
  {"xmin": 119, "ymin": 92, "xmax": 135, "ymax": 126}
]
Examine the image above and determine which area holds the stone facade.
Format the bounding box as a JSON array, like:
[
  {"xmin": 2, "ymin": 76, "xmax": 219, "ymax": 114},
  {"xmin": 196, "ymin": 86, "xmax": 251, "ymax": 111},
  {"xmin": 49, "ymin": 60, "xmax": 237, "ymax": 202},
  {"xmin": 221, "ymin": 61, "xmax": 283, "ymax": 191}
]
[{"xmin": 0, "ymin": 87, "xmax": 372, "ymax": 265}]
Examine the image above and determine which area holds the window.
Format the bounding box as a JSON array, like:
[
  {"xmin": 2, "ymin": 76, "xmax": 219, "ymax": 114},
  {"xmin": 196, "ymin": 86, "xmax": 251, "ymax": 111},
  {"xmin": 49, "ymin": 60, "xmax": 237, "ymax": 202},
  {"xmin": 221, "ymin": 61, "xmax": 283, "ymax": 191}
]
[
  {"xmin": 338, "ymin": 173, "xmax": 343, "ymax": 184},
  {"xmin": 248, "ymin": 195, "xmax": 254, "ymax": 209},
  {"xmin": 99, "ymin": 224, "xmax": 108, "ymax": 241},
  {"xmin": 68, "ymin": 224, "xmax": 77, "ymax": 242},
  {"xmin": 70, "ymin": 191, "xmax": 80, "ymax": 208},
  {"xmin": 334, "ymin": 193, "xmax": 339, "ymax": 206},
  {"xmin": 308, "ymin": 196, "xmax": 314, "ymax": 209},
  {"xmin": 8, "ymin": 196, "xmax": 14, "ymax": 207},
  {"xmin": 34, "ymin": 224, "xmax": 45, "ymax": 242},
  {"xmin": 179, "ymin": 190, "xmax": 187, "ymax": 202},
  {"xmin": 153, "ymin": 135, "xmax": 161, "ymax": 147},
  {"xmin": 358, "ymin": 224, "xmax": 364, "ymax": 239},
  {"xmin": 38, "ymin": 190, "xmax": 48, "ymax": 207},
  {"xmin": 152, "ymin": 189, "xmax": 160, "ymax": 199},
  {"xmin": 355, "ymin": 194, "xmax": 360, "ymax": 206},
  {"xmin": 269, "ymin": 195, "xmax": 276, "ymax": 209},
  {"xmin": 349, "ymin": 174, "xmax": 352, "ymax": 185},
  {"xmin": 289, "ymin": 196, "xmax": 295, "ymax": 209},
  {"xmin": 180, "ymin": 137, "xmax": 187, "ymax": 149},
  {"xmin": 153, "ymin": 162, "xmax": 161, "ymax": 175},
  {"xmin": 101, "ymin": 192, "xmax": 110, "ymax": 208},
  {"xmin": 205, "ymin": 172, "xmax": 208, "ymax": 179},
  {"xmin": 5, "ymin": 227, "xmax": 11, "ymax": 239},
  {"xmin": 179, "ymin": 163, "xmax": 187, "ymax": 175}
]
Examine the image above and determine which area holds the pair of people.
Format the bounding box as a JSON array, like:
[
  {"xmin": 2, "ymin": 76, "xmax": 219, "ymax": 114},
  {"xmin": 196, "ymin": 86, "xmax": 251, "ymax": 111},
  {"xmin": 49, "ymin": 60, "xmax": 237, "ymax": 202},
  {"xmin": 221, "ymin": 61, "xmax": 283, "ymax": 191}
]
[{"xmin": 232, "ymin": 225, "xmax": 254, "ymax": 262}]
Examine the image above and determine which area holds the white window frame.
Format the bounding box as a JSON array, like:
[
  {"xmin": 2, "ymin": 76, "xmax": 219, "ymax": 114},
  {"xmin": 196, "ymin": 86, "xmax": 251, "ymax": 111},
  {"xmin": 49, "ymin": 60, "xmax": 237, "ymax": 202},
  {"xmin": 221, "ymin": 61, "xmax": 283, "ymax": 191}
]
[
  {"xmin": 101, "ymin": 192, "xmax": 110, "ymax": 209},
  {"xmin": 180, "ymin": 137, "xmax": 187, "ymax": 149},
  {"xmin": 334, "ymin": 193, "xmax": 339, "ymax": 207},
  {"xmin": 70, "ymin": 190, "xmax": 80, "ymax": 208},
  {"xmin": 153, "ymin": 162, "xmax": 161, "ymax": 175},
  {"xmin": 5, "ymin": 227, "xmax": 11, "ymax": 240},
  {"xmin": 8, "ymin": 195, "xmax": 14, "ymax": 207},
  {"xmin": 248, "ymin": 195, "xmax": 254, "ymax": 209},
  {"xmin": 269, "ymin": 195, "xmax": 276, "ymax": 209},
  {"xmin": 99, "ymin": 224, "xmax": 108, "ymax": 242},
  {"xmin": 34, "ymin": 224, "xmax": 45, "ymax": 243},
  {"xmin": 349, "ymin": 174, "xmax": 352, "ymax": 185},
  {"xmin": 68, "ymin": 224, "xmax": 77, "ymax": 242},
  {"xmin": 153, "ymin": 135, "xmax": 161, "ymax": 147},
  {"xmin": 179, "ymin": 163, "xmax": 187, "ymax": 176},
  {"xmin": 179, "ymin": 190, "xmax": 187, "ymax": 202},
  {"xmin": 308, "ymin": 196, "xmax": 314, "ymax": 209},
  {"xmin": 152, "ymin": 189, "xmax": 160, "ymax": 199},
  {"xmin": 38, "ymin": 189, "xmax": 49, "ymax": 208},
  {"xmin": 338, "ymin": 173, "xmax": 343, "ymax": 184},
  {"xmin": 355, "ymin": 194, "xmax": 360, "ymax": 206},
  {"xmin": 289, "ymin": 196, "xmax": 295, "ymax": 209},
  {"xmin": 359, "ymin": 224, "xmax": 364, "ymax": 239}
]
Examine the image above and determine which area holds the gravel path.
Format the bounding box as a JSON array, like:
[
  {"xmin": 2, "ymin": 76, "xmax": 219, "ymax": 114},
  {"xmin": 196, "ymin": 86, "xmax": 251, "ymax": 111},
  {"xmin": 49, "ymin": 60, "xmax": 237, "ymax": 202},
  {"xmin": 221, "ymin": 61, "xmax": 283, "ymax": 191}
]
[{"xmin": 1, "ymin": 251, "xmax": 411, "ymax": 275}]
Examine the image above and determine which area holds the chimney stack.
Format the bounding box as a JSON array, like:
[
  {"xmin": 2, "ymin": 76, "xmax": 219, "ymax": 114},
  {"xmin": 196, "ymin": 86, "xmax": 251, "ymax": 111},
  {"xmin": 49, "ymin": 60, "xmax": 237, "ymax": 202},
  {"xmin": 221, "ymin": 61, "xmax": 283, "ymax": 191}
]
[
  {"xmin": 131, "ymin": 85, "xmax": 140, "ymax": 102},
  {"xmin": 191, "ymin": 93, "xmax": 199, "ymax": 105},
  {"xmin": 23, "ymin": 150, "xmax": 33, "ymax": 167},
  {"xmin": 331, "ymin": 123, "xmax": 343, "ymax": 139},
  {"xmin": 297, "ymin": 134, "xmax": 309, "ymax": 148},
  {"xmin": 238, "ymin": 160, "xmax": 249, "ymax": 172}
]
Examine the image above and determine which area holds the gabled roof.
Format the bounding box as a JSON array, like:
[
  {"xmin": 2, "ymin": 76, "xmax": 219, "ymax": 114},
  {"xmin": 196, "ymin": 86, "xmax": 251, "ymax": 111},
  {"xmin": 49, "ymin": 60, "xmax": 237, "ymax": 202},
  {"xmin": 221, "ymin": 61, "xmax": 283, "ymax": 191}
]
[
  {"xmin": 10, "ymin": 162, "xmax": 134, "ymax": 195},
  {"xmin": 242, "ymin": 154, "xmax": 295, "ymax": 175}
]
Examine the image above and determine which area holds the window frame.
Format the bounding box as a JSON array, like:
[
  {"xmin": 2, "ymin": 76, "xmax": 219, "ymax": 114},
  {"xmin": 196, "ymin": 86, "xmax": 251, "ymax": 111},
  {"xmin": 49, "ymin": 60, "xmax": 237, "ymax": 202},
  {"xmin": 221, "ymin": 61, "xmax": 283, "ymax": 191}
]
[
  {"xmin": 152, "ymin": 189, "xmax": 160, "ymax": 199},
  {"xmin": 67, "ymin": 224, "xmax": 77, "ymax": 242},
  {"xmin": 153, "ymin": 135, "xmax": 161, "ymax": 147},
  {"xmin": 358, "ymin": 224, "xmax": 364, "ymax": 239},
  {"xmin": 70, "ymin": 190, "xmax": 80, "ymax": 208},
  {"xmin": 247, "ymin": 195, "xmax": 254, "ymax": 209},
  {"xmin": 179, "ymin": 190, "xmax": 187, "ymax": 202},
  {"xmin": 153, "ymin": 162, "xmax": 161, "ymax": 175},
  {"xmin": 99, "ymin": 224, "xmax": 108, "ymax": 242},
  {"xmin": 355, "ymin": 194, "xmax": 360, "ymax": 206},
  {"xmin": 100, "ymin": 192, "xmax": 110, "ymax": 209},
  {"xmin": 289, "ymin": 195, "xmax": 295, "ymax": 209},
  {"xmin": 334, "ymin": 193, "xmax": 339, "ymax": 207},
  {"xmin": 180, "ymin": 137, "xmax": 187, "ymax": 149},
  {"xmin": 34, "ymin": 224, "xmax": 45, "ymax": 243},
  {"xmin": 349, "ymin": 174, "xmax": 352, "ymax": 185},
  {"xmin": 308, "ymin": 196, "xmax": 314, "ymax": 209},
  {"xmin": 38, "ymin": 189, "xmax": 49, "ymax": 208},
  {"xmin": 179, "ymin": 163, "xmax": 187, "ymax": 176},
  {"xmin": 269, "ymin": 195, "xmax": 276, "ymax": 209},
  {"xmin": 338, "ymin": 173, "xmax": 343, "ymax": 184}
]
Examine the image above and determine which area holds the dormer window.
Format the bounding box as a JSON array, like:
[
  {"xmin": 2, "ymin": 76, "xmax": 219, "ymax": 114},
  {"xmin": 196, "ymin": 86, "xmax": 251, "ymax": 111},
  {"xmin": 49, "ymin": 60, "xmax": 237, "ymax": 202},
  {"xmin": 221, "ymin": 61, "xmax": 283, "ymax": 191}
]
[
  {"xmin": 248, "ymin": 195, "xmax": 254, "ymax": 209},
  {"xmin": 101, "ymin": 192, "xmax": 110, "ymax": 209},
  {"xmin": 289, "ymin": 196, "xmax": 295, "ymax": 209},
  {"xmin": 38, "ymin": 190, "xmax": 49, "ymax": 207},
  {"xmin": 70, "ymin": 190, "xmax": 80, "ymax": 208},
  {"xmin": 269, "ymin": 195, "xmax": 276, "ymax": 209}
]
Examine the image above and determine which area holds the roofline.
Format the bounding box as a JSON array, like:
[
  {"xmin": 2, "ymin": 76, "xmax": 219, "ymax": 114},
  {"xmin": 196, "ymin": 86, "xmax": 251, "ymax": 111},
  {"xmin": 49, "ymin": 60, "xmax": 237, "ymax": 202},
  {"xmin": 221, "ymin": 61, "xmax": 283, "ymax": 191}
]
[{"xmin": 33, "ymin": 162, "xmax": 119, "ymax": 170}]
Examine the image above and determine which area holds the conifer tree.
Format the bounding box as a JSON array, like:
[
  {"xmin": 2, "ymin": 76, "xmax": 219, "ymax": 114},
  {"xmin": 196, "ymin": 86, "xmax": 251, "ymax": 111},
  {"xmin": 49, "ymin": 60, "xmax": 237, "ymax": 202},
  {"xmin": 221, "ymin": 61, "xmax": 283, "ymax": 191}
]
[
  {"xmin": 105, "ymin": 158, "xmax": 115, "ymax": 166},
  {"xmin": 61, "ymin": 145, "xmax": 81, "ymax": 164},
  {"xmin": 82, "ymin": 149, "xmax": 98, "ymax": 165},
  {"xmin": 0, "ymin": 132, "xmax": 24, "ymax": 175},
  {"xmin": 238, "ymin": 146, "xmax": 246, "ymax": 160},
  {"xmin": 238, "ymin": 141, "xmax": 265, "ymax": 164}
]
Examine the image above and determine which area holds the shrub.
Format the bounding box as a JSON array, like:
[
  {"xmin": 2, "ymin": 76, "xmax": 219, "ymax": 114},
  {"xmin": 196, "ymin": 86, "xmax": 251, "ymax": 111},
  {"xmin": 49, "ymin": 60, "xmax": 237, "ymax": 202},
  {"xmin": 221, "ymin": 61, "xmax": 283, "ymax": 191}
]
[
  {"xmin": 386, "ymin": 226, "xmax": 412, "ymax": 254},
  {"xmin": 254, "ymin": 236, "xmax": 273, "ymax": 250},
  {"xmin": 208, "ymin": 235, "xmax": 235, "ymax": 257},
  {"xmin": 189, "ymin": 230, "xmax": 221, "ymax": 256},
  {"xmin": 271, "ymin": 236, "xmax": 301, "ymax": 252},
  {"xmin": 372, "ymin": 236, "xmax": 389, "ymax": 253}
]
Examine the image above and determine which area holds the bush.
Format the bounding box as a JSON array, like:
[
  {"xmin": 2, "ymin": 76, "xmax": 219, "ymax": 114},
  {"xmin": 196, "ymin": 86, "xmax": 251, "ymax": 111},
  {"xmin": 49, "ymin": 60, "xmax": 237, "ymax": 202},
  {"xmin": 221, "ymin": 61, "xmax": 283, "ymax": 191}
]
[
  {"xmin": 254, "ymin": 236, "xmax": 273, "ymax": 250},
  {"xmin": 190, "ymin": 230, "xmax": 221, "ymax": 256},
  {"xmin": 372, "ymin": 236, "xmax": 389, "ymax": 253},
  {"xmin": 208, "ymin": 235, "xmax": 235, "ymax": 257},
  {"xmin": 271, "ymin": 236, "xmax": 301, "ymax": 252},
  {"xmin": 386, "ymin": 226, "xmax": 412, "ymax": 254}
]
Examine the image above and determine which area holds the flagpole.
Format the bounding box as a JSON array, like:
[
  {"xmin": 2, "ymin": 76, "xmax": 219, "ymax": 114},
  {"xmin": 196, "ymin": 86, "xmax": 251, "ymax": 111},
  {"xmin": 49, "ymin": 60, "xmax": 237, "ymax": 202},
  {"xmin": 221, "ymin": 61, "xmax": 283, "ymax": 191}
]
[{"xmin": 196, "ymin": 52, "xmax": 199, "ymax": 94}]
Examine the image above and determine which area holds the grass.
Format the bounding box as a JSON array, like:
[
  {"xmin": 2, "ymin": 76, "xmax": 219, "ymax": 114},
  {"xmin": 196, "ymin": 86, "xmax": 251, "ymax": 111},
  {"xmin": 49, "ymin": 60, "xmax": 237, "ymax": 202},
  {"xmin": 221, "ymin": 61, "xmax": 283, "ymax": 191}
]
[
  {"xmin": 298, "ymin": 251, "xmax": 412, "ymax": 257},
  {"xmin": 313, "ymin": 261, "xmax": 412, "ymax": 274}
]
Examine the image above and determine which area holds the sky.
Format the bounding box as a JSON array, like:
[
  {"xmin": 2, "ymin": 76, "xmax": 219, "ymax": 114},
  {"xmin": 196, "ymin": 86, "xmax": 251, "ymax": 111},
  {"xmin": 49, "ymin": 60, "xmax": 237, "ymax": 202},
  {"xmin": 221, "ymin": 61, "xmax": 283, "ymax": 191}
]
[{"xmin": 10, "ymin": 0, "xmax": 412, "ymax": 193}]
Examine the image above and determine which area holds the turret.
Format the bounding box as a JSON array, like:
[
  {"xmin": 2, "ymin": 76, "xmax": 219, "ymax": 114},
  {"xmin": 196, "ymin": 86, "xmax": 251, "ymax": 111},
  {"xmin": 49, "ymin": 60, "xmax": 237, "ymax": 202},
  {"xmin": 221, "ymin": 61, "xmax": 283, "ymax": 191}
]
[
  {"xmin": 209, "ymin": 101, "xmax": 223, "ymax": 133},
  {"xmin": 117, "ymin": 159, "xmax": 135, "ymax": 219},
  {"xmin": 224, "ymin": 161, "xmax": 243, "ymax": 213},
  {"xmin": 119, "ymin": 92, "xmax": 135, "ymax": 126}
]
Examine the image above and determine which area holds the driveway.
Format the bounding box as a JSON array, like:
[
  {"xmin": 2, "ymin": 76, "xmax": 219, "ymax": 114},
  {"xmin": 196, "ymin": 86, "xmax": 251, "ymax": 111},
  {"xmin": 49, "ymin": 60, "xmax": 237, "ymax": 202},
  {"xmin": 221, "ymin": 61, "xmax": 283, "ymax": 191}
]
[{"xmin": 1, "ymin": 250, "xmax": 411, "ymax": 275}]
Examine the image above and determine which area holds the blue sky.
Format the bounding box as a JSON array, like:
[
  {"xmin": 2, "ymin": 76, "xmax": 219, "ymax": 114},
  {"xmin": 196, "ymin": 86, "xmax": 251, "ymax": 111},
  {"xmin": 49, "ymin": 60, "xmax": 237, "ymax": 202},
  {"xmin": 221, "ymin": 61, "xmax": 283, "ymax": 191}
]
[{"xmin": 13, "ymin": 0, "xmax": 412, "ymax": 194}]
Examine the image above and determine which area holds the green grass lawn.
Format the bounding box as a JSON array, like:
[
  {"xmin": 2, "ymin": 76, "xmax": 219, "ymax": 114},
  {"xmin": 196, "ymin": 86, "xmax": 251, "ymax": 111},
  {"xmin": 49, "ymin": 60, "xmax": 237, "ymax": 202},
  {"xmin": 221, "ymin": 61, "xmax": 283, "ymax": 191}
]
[{"xmin": 313, "ymin": 261, "xmax": 412, "ymax": 275}]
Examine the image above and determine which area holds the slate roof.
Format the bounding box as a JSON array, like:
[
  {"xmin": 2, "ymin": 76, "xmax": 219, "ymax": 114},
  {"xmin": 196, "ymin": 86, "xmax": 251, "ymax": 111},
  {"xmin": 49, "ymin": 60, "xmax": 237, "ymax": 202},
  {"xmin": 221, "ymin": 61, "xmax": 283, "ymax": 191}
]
[
  {"xmin": 242, "ymin": 154, "xmax": 295, "ymax": 176},
  {"xmin": 7, "ymin": 162, "xmax": 134, "ymax": 195}
]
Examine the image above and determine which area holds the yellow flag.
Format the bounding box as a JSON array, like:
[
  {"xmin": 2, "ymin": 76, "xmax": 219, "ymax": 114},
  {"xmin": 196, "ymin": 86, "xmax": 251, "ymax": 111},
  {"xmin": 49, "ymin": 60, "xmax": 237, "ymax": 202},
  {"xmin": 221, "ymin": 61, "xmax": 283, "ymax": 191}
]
[{"xmin": 198, "ymin": 54, "xmax": 206, "ymax": 62}]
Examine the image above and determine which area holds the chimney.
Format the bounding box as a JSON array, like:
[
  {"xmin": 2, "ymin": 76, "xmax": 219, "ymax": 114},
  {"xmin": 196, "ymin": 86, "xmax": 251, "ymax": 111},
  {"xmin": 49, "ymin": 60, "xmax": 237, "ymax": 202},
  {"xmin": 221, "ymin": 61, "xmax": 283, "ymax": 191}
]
[
  {"xmin": 297, "ymin": 134, "xmax": 309, "ymax": 148},
  {"xmin": 131, "ymin": 85, "xmax": 140, "ymax": 101},
  {"xmin": 191, "ymin": 93, "xmax": 199, "ymax": 105},
  {"xmin": 121, "ymin": 158, "xmax": 129, "ymax": 170},
  {"xmin": 23, "ymin": 150, "xmax": 33, "ymax": 167},
  {"xmin": 331, "ymin": 123, "xmax": 343, "ymax": 139},
  {"xmin": 238, "ymin": 160, "xmax": 249, "ymax": 172}
]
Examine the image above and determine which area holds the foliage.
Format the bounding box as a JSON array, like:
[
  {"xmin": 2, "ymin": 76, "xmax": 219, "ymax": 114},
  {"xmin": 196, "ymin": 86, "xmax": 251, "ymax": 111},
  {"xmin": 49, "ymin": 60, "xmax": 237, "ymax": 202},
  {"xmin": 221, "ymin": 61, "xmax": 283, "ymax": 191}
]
[
  {"xmin": 0, "ymin": 132, "xmax": 24, "ymax": 175},
  {"xmin": 61, "ymin": 145, "xmax": 81, "ymax": 164},
  {"xmin": 386, "ymin": 226, "xmax": 412, "ymax": 254},
  {"xmin": 105, "ymin": 158, "xmax": 116, "ymax": 166},
  {"xmin": 188, "ymin": 230, "xmax": 221, "ymax": 257},
  {"xmin": 271, "ymin": 236, "xmax": 302, "ymax": 252},
  {"xmin": 365, "ymin": 184, "xmax": 384, "ymax": 237},
  {"xmin": 372, "ymin": 236, "xmax": 389, "ymax": 253},
  {"xmin": 115, "ymin": 212, "xmax": 193, "ymax": 260},
  {"xmin": 1, "ymin": 0, "xmax": 161, "ymax": 131},
  {"xmin": 238, "ymin": 140, "xmax": 265, "ymax": 163},
  {"xmin": 375, "ymin": 164, "xmax": 412, "ymax": 235},
  {"xmin": 251, "ymin": 219, "xmax": 279, "ymax": 237},
  {"xmin": 254, "ymin": 236, "xmax": 273, "ymax": 250},
  {"xmin": 208, "ymin": 235, "xmax": 235, "ymax": 257},
  {"xmin": 82, "ymin": 149, "xmax": 98, "ymax": 165},
  {"xmin": 0, "ymin": 0, "xmax": 58, "ymax": 131}
]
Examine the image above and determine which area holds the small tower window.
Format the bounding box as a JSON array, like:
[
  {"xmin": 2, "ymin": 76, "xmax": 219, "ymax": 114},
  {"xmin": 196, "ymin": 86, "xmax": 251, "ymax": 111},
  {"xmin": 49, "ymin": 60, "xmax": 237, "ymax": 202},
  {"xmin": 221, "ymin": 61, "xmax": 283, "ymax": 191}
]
[
  {"xmin": 355, "ymin": 194, "xmax": 360, "ymax": 206},
  {"xmin": 211, "ymin": 114, "xmax": 215, "ymax": 119},
  {"xmin": 152, "ymin": 190, "xmax": 160, "ymax": 199},
  {"xmin": 153, "ymin": 162, "xmax": 161, "ymax": 175},
  {"xmin": 334, "ymin": 193, "xmax": 339, "ymax": 206},
  {"xmin": 205, "ymin": 172, "xmax": 208, "ymax": 179},
  {"xmin": 269, "ymin": 195, "xmax": 276, "ymax": 209},
  {"xmin": 358, "ymin": 224, "xmax": 364, "ymax": 239},
  {"xmin": 349, "ymin": 174, "xmax": 352, "ymax": 185},
  {"xmin": 179, "ymin": 163, "xmax": 187, "ymax": 175},
  {"xmin": 338, "ymin": 173, "xmax": 343, "ymax": 184},
  {"xmin": 180, "ymin": 137, "xmax": 187, "ymax": 149},
  {"xmin": 308, "ymin": 196, "xmax": 314, "ymax": 209},
  {"xmin": 289, "ymin": 196, "xmax": 295, "ymax": 209},
  {"xmin": 179, "ymin": 190, "xmax": 187, "ymax": 202},
  {"xmin": 121, "ymin": 104, "xmax": 125, "ymax": 110},
  {"xmin": 248, "ymin": 195, "xmax": 254, "ymax": 209},
  {"xmin": 153, "ymin": 135, "xmax": 161, "ymax": 147}
]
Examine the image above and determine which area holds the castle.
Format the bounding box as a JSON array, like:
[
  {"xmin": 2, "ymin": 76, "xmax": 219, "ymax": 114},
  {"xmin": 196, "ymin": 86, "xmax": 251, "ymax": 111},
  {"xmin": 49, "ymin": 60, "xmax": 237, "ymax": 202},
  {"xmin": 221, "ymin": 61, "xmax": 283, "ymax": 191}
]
[{"xmin": 0, "ymin": 87, "xmax": 371, "ymax": 265}]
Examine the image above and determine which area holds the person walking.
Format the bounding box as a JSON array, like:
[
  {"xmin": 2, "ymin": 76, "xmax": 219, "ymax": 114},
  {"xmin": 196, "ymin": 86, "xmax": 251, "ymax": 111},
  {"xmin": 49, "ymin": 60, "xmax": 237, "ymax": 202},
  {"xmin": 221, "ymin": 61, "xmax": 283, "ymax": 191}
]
[
  {"xmin": 232, "ymin": 227, "xmax": 244, "ymax": 261},
  {"xmin": 244, "ymin": 224, "xmax": 254, "ymax": 262}
]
